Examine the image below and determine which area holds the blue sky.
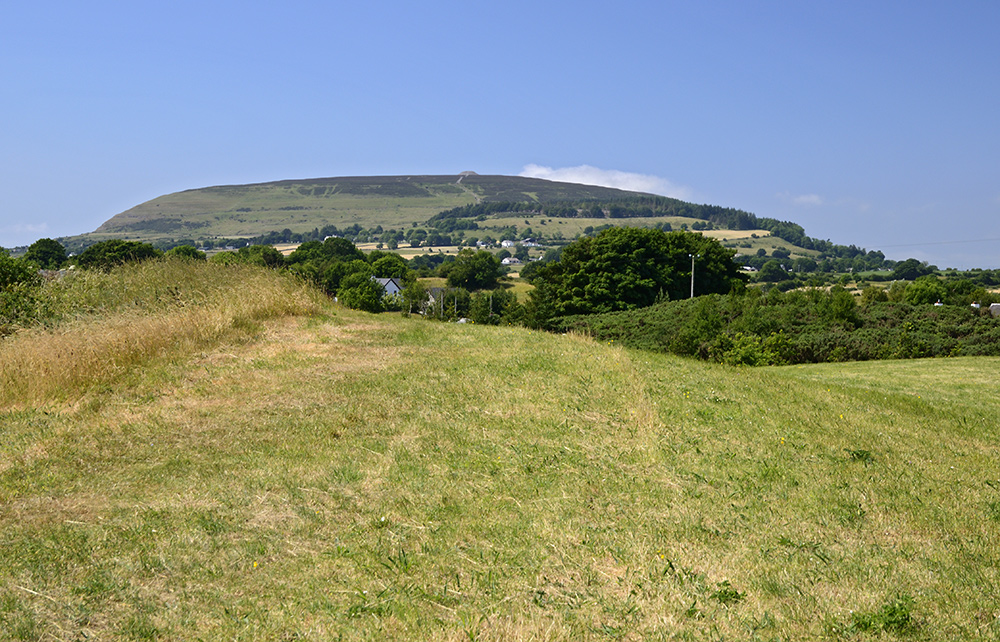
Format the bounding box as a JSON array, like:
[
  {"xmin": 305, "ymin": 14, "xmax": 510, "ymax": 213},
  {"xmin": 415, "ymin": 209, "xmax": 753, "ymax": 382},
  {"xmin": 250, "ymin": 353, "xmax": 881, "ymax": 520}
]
[{"xmin": 2, "ymin": 1, "xmax": 998, "ymax": 269}]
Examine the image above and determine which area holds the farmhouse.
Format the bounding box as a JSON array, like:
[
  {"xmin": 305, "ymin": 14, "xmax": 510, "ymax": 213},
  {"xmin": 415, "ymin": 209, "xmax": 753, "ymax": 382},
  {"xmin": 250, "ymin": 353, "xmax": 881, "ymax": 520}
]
[{"xmin": 373, "ymin": 277, "xmax": 403, "ymax": 297}]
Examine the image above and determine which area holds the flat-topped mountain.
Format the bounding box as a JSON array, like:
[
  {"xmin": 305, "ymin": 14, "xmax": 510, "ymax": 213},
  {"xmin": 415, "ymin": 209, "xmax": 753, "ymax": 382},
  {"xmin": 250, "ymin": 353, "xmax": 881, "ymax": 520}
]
[
  {"xmin": 64, "ymin": 173, "xmax": 882, "ymax": 274},
  {"xmin": 89, "ymin": 174, "xmax": 658, "ymax": 242}
]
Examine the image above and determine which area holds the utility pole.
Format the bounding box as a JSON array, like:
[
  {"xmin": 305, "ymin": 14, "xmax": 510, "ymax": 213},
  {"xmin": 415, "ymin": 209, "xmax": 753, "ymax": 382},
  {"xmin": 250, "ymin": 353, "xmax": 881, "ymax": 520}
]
[{"xmin": 689, "ymin": 253, "xmax": 700, "ymax": 298}]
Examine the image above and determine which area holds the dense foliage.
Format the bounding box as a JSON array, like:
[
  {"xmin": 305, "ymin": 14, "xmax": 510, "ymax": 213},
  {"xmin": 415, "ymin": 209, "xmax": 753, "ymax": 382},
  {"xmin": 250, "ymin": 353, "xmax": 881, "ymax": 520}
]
[
  {"xmin": 555, "ymin": 287, "xmax": 1000, "ymax": 365},
  {"xmin": 23, "ymin": 238, "xmax": 68, "ymax": 270},
  {"xmin": 0, "ymin": 250, "xmax": 44, "ymax": 333},
  {"xmin": 527, "ymin": 228, "xmax": 743, "ymax": 323},
  {"xmin": 443, "ymin": 249, "xmax": 502, "ymax": 291},
  {"xmin": 164, "ymin": 245, "xmax": 207, "ymax": 261},
  {"xmin": 76, "ymin": 240, "xmax": 162, "ymax": 271}
]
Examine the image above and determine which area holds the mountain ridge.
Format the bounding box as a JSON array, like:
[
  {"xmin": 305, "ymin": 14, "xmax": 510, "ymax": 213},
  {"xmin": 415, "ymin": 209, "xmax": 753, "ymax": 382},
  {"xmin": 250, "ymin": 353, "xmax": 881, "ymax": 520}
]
[
  {"xmin": 61, "ymin": 174, "xmax": 888, "ymax": 273},
  {"xmin": 92, "ymin": 174, "xmax": 660, "ymax": 238}
]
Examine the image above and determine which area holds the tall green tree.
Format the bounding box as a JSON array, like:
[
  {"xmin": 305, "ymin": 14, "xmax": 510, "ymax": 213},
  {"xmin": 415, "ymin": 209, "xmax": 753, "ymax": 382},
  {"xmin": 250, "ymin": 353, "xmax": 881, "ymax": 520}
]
[
  {"xmin": 891, "ymin": 258, "xmax": 935, "ymax": 281},
  {"xmin": 528, "ymin": 228, "xmax": 743, "ymax": 319},
  {"xmin": 757, "ymin": 260, "xmax": 788, "ymax": 282},
  {"xmin": 23, "ymin": 238, "xmax": 67, "ymax": 270},
  {"xmin": 76, "ymin": 240, "xmax": 162, "ymax": 271},
  {"xmin": 371, "ymin": 253, "xmax": 411, "ymax": 280},
  {"xmin": 446, "ymin": 249, "xmax": 502, "ymax": 291}
]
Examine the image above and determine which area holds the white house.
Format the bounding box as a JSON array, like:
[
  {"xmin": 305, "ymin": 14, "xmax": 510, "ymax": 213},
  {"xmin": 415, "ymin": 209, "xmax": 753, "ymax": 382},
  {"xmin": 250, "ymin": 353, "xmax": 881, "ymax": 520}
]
[
  {"xmin": 373, "ymin": 277, "xmax": 404, "ymax": 297},
  {"xmin": 500, "ymin": 240, "xmax": 516, "ymax": 248},
  {"xmin": 501, "ymin": 257, "xmax": 521, "ymax": 265}
]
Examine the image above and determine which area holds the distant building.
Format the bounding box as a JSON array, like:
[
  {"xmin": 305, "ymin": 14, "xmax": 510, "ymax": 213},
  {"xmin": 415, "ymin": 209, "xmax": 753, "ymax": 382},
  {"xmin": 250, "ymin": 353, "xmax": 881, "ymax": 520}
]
[{"xmin": 373, "ymin": 277, "xmax": 403, "ymax": 297}]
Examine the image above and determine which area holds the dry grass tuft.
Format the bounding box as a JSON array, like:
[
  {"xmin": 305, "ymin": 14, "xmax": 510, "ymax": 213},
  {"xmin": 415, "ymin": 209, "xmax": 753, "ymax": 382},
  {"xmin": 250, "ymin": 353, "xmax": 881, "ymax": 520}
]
[{"xmin": 0, "ymin": 260, "xmax": 323, "ymax": 407}]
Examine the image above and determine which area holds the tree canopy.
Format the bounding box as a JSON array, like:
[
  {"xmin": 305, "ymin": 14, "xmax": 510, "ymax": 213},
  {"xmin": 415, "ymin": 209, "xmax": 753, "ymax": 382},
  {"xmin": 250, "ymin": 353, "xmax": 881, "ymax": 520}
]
[
  {"xmin": 164, "ymin": 245, "xmax": 207, "ymax": 261},
  {"xmin": 76, "ymin": 240, "xmax": 162, "ymax": 271},
  {"xmin": 24, "ymin": 238, "xmax": 67, "ymax": 270},
  {"xmin": 445, "ymin": 249, "xmax": 502, "ymax": 291},
  {"xmin": 891, "ymin": 258, "xmax": 936, "ymax": 281},
  {"xmin": 528, "ymin": 228, "xmax": 743, "ymax": 320}
]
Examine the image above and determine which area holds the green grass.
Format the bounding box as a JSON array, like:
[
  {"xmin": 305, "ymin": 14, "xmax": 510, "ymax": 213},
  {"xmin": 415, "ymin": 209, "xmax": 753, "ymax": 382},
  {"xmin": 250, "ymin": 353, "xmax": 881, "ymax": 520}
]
[{"xmin": 2, "ymin": 263, "xmax": 999, "ymax": 640}]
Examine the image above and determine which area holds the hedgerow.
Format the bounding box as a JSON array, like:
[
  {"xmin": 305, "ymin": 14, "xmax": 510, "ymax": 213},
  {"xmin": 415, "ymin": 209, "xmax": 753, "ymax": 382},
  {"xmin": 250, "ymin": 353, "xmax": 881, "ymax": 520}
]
[{"xmin": 554, "ymin": 288, "xmax": 1000, "ymax": 364}]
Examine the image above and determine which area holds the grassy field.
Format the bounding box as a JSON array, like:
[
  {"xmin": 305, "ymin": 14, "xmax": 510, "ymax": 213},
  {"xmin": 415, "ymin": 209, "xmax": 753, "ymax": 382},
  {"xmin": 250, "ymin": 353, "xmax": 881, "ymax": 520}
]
[{"xmin": 2, "ymin": 262, "xmax": 999, "ymax": 640}]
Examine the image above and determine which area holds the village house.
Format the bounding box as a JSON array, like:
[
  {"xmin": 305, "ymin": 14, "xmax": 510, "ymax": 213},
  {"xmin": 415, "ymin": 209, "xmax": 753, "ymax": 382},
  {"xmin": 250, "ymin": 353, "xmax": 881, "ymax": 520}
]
[{"xmin": 373, "ymin": 277, "xmax": 403, "ymax": 297}]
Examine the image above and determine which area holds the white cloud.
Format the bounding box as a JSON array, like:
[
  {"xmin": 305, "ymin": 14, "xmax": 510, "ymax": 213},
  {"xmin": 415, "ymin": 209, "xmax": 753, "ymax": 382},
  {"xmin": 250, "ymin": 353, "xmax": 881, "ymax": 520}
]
[
  {"xmin": 520, "ymin": 164, "xmax": 692, "ymax": 200},
  {"xmin": 777, "ymin": 191, "xmax": 823, "ymax": 206}
]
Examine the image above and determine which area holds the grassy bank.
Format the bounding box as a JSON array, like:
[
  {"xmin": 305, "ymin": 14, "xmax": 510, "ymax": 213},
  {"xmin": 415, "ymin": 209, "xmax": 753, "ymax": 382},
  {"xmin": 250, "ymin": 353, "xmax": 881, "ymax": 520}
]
[
  {"xmin": 1, "ymin": 264, "xmax": 999, "ymax": 640},
  {"xmin": 0, "ymin": 259, "xmax": 323, "ymax": 406}
]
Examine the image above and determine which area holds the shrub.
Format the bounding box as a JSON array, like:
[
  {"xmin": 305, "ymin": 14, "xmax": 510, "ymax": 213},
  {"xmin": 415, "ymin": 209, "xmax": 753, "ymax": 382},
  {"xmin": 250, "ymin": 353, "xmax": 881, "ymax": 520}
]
[
  {"xmin": 554, "ymin": 290, "xmax": 1000, "ymax": 365},
  {"xmin": 164, "ymin": 245, "xmax": 207, "ymax": 261},
  {"xmin": 469, "ymin": 289, "xmax": 518, "ymax": 325},
  {"xmin": 0, "ymin": 250, "xmax": 40, "ymax": 290},
  {"xmin": 715, "ymin": 332, "xmax": 788, "ymax": 366},
  {"xmin": 860, "ymin": 286, "xmax": 888, "ymax": 306},
  {"xmin": 76, "ymin": 240, "xmax": 162, "ymax": 271},
  {"xmin": 904, "ymin": 275, "xmax": 947, "ymax": 305},
  {"xmin": 0, "ymin": 251, "xmax": 44, "ymax": 334},
  {"xmin": 338, "ymin": 275, "xmax": 385, "ymax": 313}
]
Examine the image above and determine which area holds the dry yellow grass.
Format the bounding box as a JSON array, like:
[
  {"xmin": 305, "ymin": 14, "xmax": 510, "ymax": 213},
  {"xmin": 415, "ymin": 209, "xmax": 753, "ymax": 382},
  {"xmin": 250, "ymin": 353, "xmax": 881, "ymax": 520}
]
[{"xmin": 0, "ymin": 260, "xmax": 323, "ymax": 407}]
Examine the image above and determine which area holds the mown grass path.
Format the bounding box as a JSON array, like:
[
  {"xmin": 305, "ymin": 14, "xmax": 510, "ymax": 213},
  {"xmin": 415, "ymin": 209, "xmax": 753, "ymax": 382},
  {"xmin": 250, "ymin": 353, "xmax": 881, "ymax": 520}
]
[{"xmin": 2, "ymin": 289, "xmax": 999, "ymax": 640}]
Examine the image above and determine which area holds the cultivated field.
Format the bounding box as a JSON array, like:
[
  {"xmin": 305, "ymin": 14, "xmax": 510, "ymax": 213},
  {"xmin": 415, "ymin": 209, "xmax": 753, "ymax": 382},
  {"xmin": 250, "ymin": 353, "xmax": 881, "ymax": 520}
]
[{"xmin": 1, "ymin": 262, "xmax": 998, "ymax": 640}]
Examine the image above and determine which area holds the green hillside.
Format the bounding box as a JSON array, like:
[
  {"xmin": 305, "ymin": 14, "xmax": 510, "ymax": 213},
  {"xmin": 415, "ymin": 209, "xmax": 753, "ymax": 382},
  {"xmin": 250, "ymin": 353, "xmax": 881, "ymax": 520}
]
[
  {"xmin": 81, "ymin": 174, "xmax": 655, "ymax": 244},
  {"xmin": 54, "ymin": 172, "xmax": 892, "ymax": 274},
  {"xmin": 1, "ymin": 260, "xmax": 998, "ymax": 640}
]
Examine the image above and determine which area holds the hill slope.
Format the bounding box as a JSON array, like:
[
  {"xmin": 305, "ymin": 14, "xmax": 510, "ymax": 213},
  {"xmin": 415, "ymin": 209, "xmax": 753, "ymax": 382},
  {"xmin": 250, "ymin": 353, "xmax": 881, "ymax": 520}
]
[
  {"xmin": 1, "ymin": 261, "xmax": 998, "ymax": 640},
  {"xmin": 88, "ymin": 174, "xmax": 657, "ymax": 242},
  {"xmin": 62, "ymin": 173, "xmax": 888, "ymax": 272}
]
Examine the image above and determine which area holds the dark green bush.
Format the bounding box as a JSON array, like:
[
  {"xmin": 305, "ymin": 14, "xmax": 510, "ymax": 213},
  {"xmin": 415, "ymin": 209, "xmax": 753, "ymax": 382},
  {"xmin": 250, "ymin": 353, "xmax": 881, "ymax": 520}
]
[
  {"xmin": 554, "ymin": 289, "xmax": 1000, "ymax": 365},
  {"xmin": 77, "ymin": 240, "xmax": 162, "ymax": 271}
]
